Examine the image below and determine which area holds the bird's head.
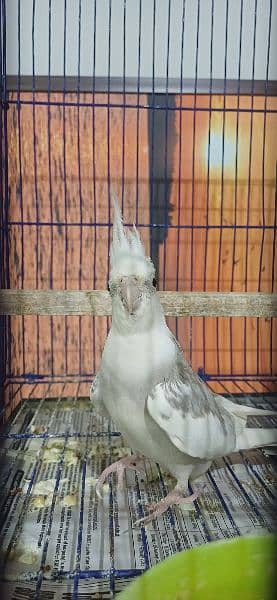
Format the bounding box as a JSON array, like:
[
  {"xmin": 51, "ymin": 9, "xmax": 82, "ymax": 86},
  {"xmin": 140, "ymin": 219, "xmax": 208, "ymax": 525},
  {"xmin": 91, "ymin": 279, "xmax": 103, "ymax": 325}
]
[{"xmin": 108, "ymin": 198, "xmax": 158, "ymax": 329}]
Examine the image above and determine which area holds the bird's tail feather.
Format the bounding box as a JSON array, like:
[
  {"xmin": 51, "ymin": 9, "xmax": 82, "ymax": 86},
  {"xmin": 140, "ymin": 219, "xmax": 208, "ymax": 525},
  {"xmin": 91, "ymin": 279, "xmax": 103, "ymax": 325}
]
[
  {"xmin": 220, "ymin": 396, "xmax": 277, "ymax": 420},
  {"xmin": 236, "ymin": 427, "xmax": 277, "ymax": 451},
  {"xmin": 234, "ymin": 404, "xmax": 277, "ymax": 417}
]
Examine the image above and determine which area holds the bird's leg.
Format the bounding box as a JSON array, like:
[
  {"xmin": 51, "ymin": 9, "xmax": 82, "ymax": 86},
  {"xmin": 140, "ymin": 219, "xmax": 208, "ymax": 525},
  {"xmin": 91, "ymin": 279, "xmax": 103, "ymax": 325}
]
[
  {"xmin": 189, "ymin": 460, "xmax": 212, "ymax": 482},
  {"xmin": 133, "ymin": 484, "xmax": 200, "ymax": 527},
  {"xmin": 96, "ymin": 454, "xmax": 144, "ymax": 497}
]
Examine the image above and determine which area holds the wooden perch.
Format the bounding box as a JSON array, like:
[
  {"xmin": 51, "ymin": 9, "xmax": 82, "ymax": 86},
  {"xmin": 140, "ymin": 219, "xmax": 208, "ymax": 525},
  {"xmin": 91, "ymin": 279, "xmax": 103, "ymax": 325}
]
[{"xmin": 0, "ymin": 289, "xmax": 276, "ymax": 317}]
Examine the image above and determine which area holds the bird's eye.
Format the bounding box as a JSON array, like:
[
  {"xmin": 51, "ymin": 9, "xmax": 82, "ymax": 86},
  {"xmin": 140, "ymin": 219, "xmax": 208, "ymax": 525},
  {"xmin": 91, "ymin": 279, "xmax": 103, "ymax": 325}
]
[{"xmin": 152, "ymin": 278, "xmax": 157, "ymax": 288}]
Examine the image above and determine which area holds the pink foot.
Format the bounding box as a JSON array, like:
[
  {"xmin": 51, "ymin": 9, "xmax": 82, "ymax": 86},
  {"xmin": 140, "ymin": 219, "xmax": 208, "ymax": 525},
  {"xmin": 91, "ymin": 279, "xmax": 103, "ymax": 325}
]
[
  {"xmin": 133, "ymin": 487, "xmax": 200, "ymax": 527},
  {"xmin": 95, "ymin": 454, "xmax": 144, "ymax": 497}
]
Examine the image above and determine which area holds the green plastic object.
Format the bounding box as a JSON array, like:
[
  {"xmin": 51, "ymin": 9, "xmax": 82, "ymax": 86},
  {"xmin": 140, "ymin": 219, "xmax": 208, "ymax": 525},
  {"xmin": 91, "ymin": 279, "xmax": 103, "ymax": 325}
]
[{"xmin": 118, "ymin": 534, "xmax": 276, "ymax": 600}]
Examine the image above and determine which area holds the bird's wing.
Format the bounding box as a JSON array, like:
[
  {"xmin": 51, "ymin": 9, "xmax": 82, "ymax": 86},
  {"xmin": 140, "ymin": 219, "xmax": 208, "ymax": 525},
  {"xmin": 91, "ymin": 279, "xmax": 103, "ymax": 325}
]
[
  {"xmin": 146, "ymin": 340, "xmax": 237, "ymax": 460},
  {"xmin": 146, "ymin": 378, "xmax": 237, "ymax": 460},
  {"xmin": 90, "ymin": 372, "xmax": 110, "ymax": 418}
]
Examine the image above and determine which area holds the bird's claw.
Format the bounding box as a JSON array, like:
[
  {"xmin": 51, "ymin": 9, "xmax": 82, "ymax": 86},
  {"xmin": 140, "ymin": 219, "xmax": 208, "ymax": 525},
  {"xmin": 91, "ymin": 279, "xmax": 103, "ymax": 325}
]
[
  {"xmin": 96, "ymin": 455, "xmax": 144, "ymax": 498},
  {"xmin": 132, "ymin": 488, "xmax": 200, "ymax": 528}
]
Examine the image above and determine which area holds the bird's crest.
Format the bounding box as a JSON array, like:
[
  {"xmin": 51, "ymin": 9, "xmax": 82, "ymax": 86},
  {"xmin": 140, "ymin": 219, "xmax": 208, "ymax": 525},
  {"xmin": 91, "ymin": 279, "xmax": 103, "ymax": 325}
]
[{"xmin": 110, "ymin": 195, "xmax": 146, "ymax": 269}]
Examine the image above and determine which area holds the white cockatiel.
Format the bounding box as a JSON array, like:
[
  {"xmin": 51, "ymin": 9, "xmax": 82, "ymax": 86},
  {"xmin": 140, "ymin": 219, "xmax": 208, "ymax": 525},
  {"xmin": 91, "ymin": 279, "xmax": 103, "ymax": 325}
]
[{"xmin": 90, "ymin": 199, "xmax": 277, "ymax": 524}]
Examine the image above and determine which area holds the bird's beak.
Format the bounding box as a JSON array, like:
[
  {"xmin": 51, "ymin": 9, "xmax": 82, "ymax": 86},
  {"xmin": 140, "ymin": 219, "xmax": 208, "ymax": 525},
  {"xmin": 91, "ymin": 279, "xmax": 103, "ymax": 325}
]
[{"xmin": 120, "ymin": 278, "xmax": 142, "ymax": 315}]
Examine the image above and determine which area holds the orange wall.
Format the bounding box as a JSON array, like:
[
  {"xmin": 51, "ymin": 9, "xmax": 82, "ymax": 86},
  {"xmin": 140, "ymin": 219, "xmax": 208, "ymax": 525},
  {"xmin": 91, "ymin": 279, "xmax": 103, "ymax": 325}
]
[{"xmin": 6, "ymin": 92, "xmax": 276, "ymax": 394}]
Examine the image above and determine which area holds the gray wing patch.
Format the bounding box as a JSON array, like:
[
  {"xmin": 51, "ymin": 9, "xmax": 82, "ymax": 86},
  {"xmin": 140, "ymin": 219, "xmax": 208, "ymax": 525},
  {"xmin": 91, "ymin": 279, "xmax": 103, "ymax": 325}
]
[
  {"xmin": 146, "ymin": 335, "xmax": 237, "ymax": 459},
  {"xmin": 146, "ymin": 379, "xmax": 236, "ymax": 460},
  {"xmin": 169, "ymin": 334, "xmax": 227, "ymax": 427}
]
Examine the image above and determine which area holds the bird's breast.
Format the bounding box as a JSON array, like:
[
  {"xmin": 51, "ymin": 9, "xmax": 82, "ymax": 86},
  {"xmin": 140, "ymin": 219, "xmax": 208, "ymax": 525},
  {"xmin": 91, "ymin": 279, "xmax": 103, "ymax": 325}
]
[
  {"xmin": 101, "ymin": 328, "xmax": 176, "ymax": 391},
  {"xmin": 99, "ymin": 328, "xmax": 176, "ymax": 439}
]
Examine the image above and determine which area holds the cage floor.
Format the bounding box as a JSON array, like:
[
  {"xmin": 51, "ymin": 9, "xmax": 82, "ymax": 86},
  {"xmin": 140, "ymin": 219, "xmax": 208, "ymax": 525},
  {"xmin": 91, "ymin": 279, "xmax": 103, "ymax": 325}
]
[{"xmin": 0, "ymin": 390, "xmax": 276, "ymax": 599}]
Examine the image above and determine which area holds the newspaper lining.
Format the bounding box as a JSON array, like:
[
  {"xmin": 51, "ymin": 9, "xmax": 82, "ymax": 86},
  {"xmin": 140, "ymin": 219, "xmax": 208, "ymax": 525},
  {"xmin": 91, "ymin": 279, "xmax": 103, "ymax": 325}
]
[{"xmin": 0, "ymin": 396, "xmax": 276, "ymax": 598}]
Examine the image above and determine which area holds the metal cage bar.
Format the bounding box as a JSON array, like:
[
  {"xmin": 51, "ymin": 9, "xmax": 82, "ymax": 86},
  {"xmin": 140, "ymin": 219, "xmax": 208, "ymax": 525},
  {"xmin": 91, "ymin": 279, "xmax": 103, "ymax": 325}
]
[{"xmin": 1, "ymin": 1, "xmax": 276, "ymax": 596}]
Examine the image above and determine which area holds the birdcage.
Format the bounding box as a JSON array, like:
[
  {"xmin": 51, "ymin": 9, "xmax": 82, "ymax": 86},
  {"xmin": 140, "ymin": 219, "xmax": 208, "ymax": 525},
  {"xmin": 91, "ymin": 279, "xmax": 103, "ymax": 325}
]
[{"xmin": 0, "ymin": 1, "xmax": 276, "ymax": 598}]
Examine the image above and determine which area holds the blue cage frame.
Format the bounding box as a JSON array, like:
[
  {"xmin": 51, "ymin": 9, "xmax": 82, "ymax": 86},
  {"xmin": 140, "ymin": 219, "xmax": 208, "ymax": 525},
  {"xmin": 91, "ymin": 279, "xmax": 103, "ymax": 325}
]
[{"xmin": 0, "ymin": 1, "xmax": 276, "ymax": 598}]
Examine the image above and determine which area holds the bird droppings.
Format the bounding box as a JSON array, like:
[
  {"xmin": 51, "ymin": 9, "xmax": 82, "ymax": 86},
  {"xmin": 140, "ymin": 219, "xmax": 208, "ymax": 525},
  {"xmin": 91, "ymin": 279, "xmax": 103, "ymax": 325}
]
[
  {"xmin": 63, "ymin": 450, "xmax": 80, "ymax": 465},
  {"xmin": 60, "ymin": 493, "xmax": 77, "ymax": 508},
  {"xmin": 41, "ymin": 440, "xmax": 81, "ymax": 464},
  {"xmin": 45, "ymin": 440, "xmax": 64, "ymax": 450},
  {"xmin": 66, "ymin": 439, "xmax": 81, "ymax": 450},
  {"xmin": 112, "ymin": 446, "xmax": 132, "ymax": 459},
  {"xmin": 24, "ymin": 478, "xmax": 68, "ymax": 495},
  {"xmin": 88, "ymin": 442, "xmax": 132, "ymax": 460},
  {"xmin": 88, "ymin": 443, "xmax": 109, "ymax": 458},
  {"xmin": 60, "ymin": 475, "xmax": 110, "ymax": 496},
  {"xmin": 85, "ymin": 476, "xmax": 98, "ymax": 486},
  {"xmin": 18, "ymin": 550, "xmax": 38, "ymax": 565},
  {"xmin": 7, "ymin": 544, "xmax": 39, "ymax": 566},
  {"xmin": 29, "ymin": 495, "xmax": 52, "ymax": 511},
  {"xmin": 29, "ymin": 424, "xmax": 47, "ymax": 434},
  {"xmin": 41, "ymin": 448, "xmax": 61, "ymax": 462}
]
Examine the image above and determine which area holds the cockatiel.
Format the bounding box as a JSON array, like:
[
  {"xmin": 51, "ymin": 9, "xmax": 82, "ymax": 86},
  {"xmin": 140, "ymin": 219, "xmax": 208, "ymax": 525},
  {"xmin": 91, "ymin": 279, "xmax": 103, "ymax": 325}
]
[{"xmin": 90, "ymin": 199, "xmax": 277, "ymax": 525}]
